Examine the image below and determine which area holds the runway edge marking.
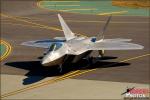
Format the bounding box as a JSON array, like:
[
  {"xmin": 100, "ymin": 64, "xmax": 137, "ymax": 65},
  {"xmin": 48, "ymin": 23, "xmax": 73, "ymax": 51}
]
[{"xmin": 1, "ymin": 53, "xmax": 150, "ymax": 98}]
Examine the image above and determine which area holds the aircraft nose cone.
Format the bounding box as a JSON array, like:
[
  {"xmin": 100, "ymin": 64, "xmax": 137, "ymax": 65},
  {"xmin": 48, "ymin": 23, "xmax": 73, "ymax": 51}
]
[{"xmin": 41, "ymin": 58, "xmax": 50, "ymax": 66}]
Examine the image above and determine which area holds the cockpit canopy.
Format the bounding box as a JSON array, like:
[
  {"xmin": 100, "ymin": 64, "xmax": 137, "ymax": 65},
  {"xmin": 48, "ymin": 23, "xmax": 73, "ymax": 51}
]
[{"xmin": 48, "ymin": 43, "xmax": 63, "ymax": 51}]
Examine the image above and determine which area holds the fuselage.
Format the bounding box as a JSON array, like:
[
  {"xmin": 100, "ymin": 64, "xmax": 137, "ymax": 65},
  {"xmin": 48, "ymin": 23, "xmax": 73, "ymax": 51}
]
[{"xmin": 41, "ymin": 37, "xmax": 95, "ymax": 67}]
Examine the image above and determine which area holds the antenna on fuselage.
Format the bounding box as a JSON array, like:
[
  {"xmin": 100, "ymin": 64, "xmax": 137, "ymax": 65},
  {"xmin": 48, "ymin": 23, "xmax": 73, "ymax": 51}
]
[{"xmin": 97, "ymin": 15, "xmax": 112, "ymax": 40}]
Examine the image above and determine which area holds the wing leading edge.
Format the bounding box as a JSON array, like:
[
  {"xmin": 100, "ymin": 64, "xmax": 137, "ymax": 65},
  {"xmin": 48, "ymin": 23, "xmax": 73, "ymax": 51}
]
[{"xmin": 21, "ymin": 39, "xmax": 65, "ymax": 49}]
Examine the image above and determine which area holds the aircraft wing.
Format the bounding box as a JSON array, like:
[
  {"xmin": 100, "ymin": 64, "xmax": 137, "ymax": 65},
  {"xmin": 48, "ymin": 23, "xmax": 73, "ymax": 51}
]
[
  {"xmin": 103, "ymin": 38, "xmax": 132, "ymax": 42},
  {"xmin": 64, "ymin": 39, "xmax": 143, "ymax": 55},
  {"xmin": 89, "ymin": 40, "xmax": 144, "ymax": 50},
  {"xmin": 21, "ymin": 39, "xmax": 65, "ymax": 49}
]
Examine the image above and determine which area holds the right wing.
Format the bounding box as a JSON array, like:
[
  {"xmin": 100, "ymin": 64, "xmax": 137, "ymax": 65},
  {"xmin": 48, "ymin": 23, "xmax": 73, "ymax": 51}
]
[
  {"xmin": 21, "ymin": 39, "xmax": 65, "ymax": 49},
  {"xmin": 58, "ymin": 14, "xmax": 76, "ymax": 41}
]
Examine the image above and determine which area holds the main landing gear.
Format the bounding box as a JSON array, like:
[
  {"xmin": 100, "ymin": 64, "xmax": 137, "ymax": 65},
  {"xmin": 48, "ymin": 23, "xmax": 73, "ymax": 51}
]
[
  {"xmin": 86, "ymin": 50, "xmax": 105, "ymax": 66},
  {"xmin": 98, "ymin": 50, "xmax": 105, "ymax": 57}
]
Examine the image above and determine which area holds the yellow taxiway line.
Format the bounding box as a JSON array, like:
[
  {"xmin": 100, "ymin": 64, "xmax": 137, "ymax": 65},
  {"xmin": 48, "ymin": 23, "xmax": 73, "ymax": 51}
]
[
  {"xmin": 120, "ymin": 53, "xmax": 150, "ymax": 62},
  {"xmin": 46, "ymin": 1, "xmax": 80, "ymax": 2},
  {"xmin": 0, "ymin": 40, "xmax": 12, "ymax": 61},
  {"xmin": 14, "ymin": 16, "xmax": 44, "ymax": 21},
  {"xmin": 1, "ymin": 70, "xmax": 81, "ymax": 98},
  {"xmin": 98, "ymin": 11, "xmax": 128, "ymax": 15},
  {"xmin": 1, "ymin": 13, "xmax": 86, "ymax": 37},
  {"xmin": 42, "ymin": 1, "xmax": 80, "ymax": 3},
  {"xmin": 1, "ymin": 19, "xmax": 149, "ymax": 23},
  {"xmin": 1, "ymin": 53, "xmax": 150, "ymax": 98},
  {"xmin": 66, "ymin": 20, "xmax": 148, "ymax": 24},
  {"xmin": 2, "ymin": 22, "xmax": 53, "ymax": 29},
  {"xmin": 1, "ymin": 13, "xmax": 62, "ymax": 32},
  {"xmin": 44, "ymin": 5, "xmax": 80, "ymax": 7},
  {"xmin": 2, "ymin": 16, "xmax": 44, "ymax": 22},
  {"xmin": 60, "ymin": 8, "xmax": 97, "ymax": 12}
]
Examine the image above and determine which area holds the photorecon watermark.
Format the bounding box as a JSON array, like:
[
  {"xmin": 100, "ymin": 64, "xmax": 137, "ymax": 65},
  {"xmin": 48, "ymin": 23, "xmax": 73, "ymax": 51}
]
[{"xmin": 122, "ymin": 87, "xmax": 149, "ymax": 100}]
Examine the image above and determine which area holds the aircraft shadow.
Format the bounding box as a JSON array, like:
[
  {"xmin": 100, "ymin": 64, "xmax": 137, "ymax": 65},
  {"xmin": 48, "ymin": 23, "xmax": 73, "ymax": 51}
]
[{"xmin": 5, "ymin": 56, "xmax": 130, "ymax": 85}]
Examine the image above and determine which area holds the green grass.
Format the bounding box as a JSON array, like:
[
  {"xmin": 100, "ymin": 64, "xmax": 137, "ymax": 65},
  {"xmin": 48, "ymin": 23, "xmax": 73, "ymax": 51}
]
[{"xmin": 0, "ymin": 44, "xmax": 6, "ymax": 56}]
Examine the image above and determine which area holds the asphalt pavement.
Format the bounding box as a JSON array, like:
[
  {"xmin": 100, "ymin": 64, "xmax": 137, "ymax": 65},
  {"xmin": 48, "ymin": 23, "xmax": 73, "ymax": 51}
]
[{"xmin": 0, "ymin": 0, "xmax": 149, "ymax": 99}]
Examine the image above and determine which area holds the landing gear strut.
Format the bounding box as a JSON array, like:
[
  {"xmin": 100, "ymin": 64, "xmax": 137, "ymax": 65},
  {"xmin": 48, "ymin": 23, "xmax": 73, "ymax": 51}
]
[
  {"xmin": 58, "ymin": 64, "xmax": 63, "ymax": 73},
  {"xmin": 58, "ymin": 55, "xmax": 68, "ymax": 73},
  {"xmin": 86, "ymin": 57, "xmax": 97, "ymax": 66},
  {"xmin": 98, "ymin": 50, "xmax": 105, "ymax": 57}
]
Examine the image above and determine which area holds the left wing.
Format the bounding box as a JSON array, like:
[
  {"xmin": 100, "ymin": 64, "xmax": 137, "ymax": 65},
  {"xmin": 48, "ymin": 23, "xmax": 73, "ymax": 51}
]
[
  {"xmin": 89, "ymin": 40, "xmax": 144, "ymax": 50},
  {"xmin": 104, "ymin": 38, "xmax": 132, "ymax": 42},
  {"xmin": 64, "ymin": 39, "xmax": 143, "ymax": 55},
  {"xmin": 21, "ymin": 39, "xmax": 65, "ymax": 48}
]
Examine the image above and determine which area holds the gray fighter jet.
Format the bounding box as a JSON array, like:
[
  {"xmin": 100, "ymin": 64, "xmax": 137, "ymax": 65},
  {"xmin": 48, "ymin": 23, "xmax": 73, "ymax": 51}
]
[{"xmin": 22, "ymin": 14, "xmax": 143, "ymax": 72}]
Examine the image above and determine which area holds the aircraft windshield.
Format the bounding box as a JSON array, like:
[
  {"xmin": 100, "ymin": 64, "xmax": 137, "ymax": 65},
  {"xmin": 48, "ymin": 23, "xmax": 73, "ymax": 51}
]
[{"xmin": 49, "ymin": 43, "xmax": 62, "ymax": 51}]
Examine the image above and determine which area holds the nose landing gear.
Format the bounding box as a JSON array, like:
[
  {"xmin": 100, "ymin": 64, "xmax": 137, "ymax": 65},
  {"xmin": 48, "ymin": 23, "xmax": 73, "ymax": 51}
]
[{"xmin": 58, "ymin": 64, "xmax": 63, "ymax": 73}]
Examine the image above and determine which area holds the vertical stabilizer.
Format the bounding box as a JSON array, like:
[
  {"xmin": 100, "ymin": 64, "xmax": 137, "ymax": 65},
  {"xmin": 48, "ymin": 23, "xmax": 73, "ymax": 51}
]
[
  {"xmin": 58, "ymin": 14, "xmax": 75, "ymax": 41},
  {"xmin": 97, "ymin": 15, "xmax": 112, "ymax": 40}
]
